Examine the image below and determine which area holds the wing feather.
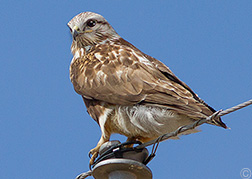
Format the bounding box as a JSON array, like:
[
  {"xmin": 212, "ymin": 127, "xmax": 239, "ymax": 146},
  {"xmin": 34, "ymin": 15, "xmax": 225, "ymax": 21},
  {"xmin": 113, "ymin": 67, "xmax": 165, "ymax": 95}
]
[{"xmin": 70, "ymin": 41, "xmax": 224, "ymax": 125}]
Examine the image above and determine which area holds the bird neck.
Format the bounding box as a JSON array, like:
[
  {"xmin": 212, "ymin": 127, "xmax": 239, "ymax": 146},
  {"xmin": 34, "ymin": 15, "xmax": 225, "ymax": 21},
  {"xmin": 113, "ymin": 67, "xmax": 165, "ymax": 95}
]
[{"xmin": 71, "ymin": 34, "xmax": 121, "ymax": 56}]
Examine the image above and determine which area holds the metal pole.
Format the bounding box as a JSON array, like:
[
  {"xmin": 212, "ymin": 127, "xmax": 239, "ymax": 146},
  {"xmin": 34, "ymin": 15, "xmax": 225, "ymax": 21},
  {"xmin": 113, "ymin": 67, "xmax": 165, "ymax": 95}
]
[
  {"xmin": 92, "ymin": 141, "xmax": 152, "ymax": 179},
  {"xmin": 92, "ymin": 158, "xmax": 152, "ymax": 179}
]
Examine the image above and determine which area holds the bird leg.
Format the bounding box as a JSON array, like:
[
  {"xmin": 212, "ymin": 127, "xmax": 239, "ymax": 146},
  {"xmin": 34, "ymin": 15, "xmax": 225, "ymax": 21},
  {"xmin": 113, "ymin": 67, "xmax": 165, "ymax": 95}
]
[
  {"xmin": 126, "ymin": 137, "xmax": 137, "ymax": 148},
  {"xmin": 89, "ymin": 135, "xmax": 109, "ymax": 165},
  {"xmin": 126, "ymin": 136, "xmax": 153, "ymax": 146}
]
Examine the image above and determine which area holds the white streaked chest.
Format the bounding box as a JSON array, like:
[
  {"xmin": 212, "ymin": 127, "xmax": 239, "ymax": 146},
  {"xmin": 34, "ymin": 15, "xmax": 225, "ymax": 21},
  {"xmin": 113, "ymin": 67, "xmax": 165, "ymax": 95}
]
[
  {"xmin": 102, "ymin": 105, "xmax": 198, "ymax": 139},
  {"xmin": 71, "ymin": 48, "xmax": 86, "ymax": 64}
]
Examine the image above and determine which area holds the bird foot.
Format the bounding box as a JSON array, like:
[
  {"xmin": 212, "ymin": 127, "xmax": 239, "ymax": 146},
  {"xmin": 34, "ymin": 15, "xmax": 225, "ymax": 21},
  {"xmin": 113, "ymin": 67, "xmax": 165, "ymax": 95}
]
[{"xmin": 88, "ymin": 147, "xmax": 99, "ymax": 166}]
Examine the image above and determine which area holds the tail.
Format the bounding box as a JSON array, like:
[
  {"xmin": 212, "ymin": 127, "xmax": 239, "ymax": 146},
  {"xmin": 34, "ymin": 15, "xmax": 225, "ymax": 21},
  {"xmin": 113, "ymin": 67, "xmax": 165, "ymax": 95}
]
[{"xmin": 210, "ymin": 115, "xmax": 228, "ymax": 129}]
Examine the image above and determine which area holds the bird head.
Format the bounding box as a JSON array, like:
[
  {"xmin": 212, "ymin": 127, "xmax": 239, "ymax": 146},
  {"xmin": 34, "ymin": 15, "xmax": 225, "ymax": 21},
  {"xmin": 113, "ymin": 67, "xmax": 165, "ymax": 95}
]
[{"xmin": 67, "ymin": 12, "xmax": 120, "ymax": 51}]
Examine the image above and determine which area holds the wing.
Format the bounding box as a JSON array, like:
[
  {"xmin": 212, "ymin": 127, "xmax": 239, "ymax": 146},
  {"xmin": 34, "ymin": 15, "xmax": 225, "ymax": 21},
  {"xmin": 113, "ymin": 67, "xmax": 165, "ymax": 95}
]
[{"xmin": 70, "ymin": 39, "xmax": 226, "ymax": 127}]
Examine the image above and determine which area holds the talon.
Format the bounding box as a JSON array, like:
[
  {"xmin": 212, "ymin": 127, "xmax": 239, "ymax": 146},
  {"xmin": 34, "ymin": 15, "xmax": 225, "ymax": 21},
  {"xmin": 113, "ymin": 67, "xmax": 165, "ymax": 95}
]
[
  {"xmin": 89, "ymin": 152, "xmax": 98, "ymax": 166},
  {"xmin": 88, "ymin": 148, "xmax": 96, "ymax": 158},
  {"xmin": 88, "ymin": 151, "xmax": 92, "ymax": 159},
  {"xmin": 87, "ymin": 135, "xmax": 109, "ymax": 166},
  {"xmin": 88, "ymin": 148, "xmax": 100, "ymax": 165}
]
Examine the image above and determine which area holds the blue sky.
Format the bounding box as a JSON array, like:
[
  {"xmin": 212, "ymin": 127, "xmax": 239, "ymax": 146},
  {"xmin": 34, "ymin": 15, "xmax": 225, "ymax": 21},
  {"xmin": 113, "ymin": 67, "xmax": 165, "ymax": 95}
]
[{"xmin": 1, "ymin": 1, "xmax": 252, "ymax": 179}]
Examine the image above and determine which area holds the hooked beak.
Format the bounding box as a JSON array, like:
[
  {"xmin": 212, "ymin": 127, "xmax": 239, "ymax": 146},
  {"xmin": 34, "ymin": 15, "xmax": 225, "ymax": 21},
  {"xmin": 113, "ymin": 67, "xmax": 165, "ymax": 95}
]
[
  {"xmin": 72, "ymin": 29, "xmax": 78, "ymax": 40},
  {"xmin": 67, "ymin": 24, "xmax": 93, "ymax": 41},
  {"xmin": 68, "ymin": 25, "xmax": 80, "ymax": 41},
  {"xmin": 72, "ymin": 26, "xmax": 80, "ymax": 40}
]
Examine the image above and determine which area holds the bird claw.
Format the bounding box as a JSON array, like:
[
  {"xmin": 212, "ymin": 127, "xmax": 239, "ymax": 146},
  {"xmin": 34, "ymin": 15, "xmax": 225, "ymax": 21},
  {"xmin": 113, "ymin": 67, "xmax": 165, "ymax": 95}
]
[
  {"xmin": 89, "ymin": 152, "xmax": 98, "ymax": 166},
  {"xmin": 88, "ymin": 148, "xmax": 99, "ymax": 166},
  {"xmin": 88, "ymin": 151, "xmax": 92, "ymax": 159}
]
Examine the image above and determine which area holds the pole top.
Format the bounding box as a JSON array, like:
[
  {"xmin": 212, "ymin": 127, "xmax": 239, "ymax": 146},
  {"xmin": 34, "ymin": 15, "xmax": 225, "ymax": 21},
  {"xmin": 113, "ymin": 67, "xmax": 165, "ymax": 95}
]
[
  {"xmin": 91, "ymin": 140, "xmax": 153, "ymax": 179},
  {"xmin": 92, "ymin": 158, "xmax": 152, "ymax": 179}
]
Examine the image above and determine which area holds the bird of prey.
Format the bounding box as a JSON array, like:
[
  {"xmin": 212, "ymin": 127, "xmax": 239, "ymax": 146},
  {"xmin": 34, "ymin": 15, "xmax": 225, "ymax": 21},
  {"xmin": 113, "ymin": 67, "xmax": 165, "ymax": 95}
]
[{"xmin": 67, "ymin": 12, "xmax": 227, "ymax": 164}]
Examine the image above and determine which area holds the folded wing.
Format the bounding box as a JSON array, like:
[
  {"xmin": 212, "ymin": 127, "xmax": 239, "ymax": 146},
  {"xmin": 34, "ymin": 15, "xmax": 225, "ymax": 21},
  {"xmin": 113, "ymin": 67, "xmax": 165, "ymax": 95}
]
[{"xmin": 70, "ymin": 40, "xmax": 226, "ymax": 128}]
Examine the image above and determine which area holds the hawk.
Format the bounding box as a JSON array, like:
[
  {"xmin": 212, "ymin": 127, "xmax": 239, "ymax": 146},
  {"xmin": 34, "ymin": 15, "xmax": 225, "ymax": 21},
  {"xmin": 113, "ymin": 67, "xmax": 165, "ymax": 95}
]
[{"xmin": 67, "ymin": 12, "xmax": 227, "ymax": 164}]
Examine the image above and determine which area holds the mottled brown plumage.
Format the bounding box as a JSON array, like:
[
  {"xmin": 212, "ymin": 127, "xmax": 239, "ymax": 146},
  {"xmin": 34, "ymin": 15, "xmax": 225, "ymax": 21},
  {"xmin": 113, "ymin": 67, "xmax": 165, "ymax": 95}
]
[{"xmin": 67, "ymin": 12, "xmax": 227, "ymax": 164}]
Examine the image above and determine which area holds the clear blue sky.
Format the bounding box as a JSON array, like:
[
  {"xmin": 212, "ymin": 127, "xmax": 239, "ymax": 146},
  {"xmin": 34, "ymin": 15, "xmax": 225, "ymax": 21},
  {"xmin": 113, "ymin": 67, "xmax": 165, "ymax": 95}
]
[{"xmin": 1, "ymin": 1, "xmax": 252, "ymax": 179}]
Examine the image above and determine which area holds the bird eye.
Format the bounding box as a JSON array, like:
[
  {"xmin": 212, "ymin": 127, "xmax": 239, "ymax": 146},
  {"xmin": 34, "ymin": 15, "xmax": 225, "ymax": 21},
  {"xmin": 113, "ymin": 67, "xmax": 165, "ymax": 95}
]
[{"xmin": 86, "ymin": 20, "xmax": 96, "ymax": 27}]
